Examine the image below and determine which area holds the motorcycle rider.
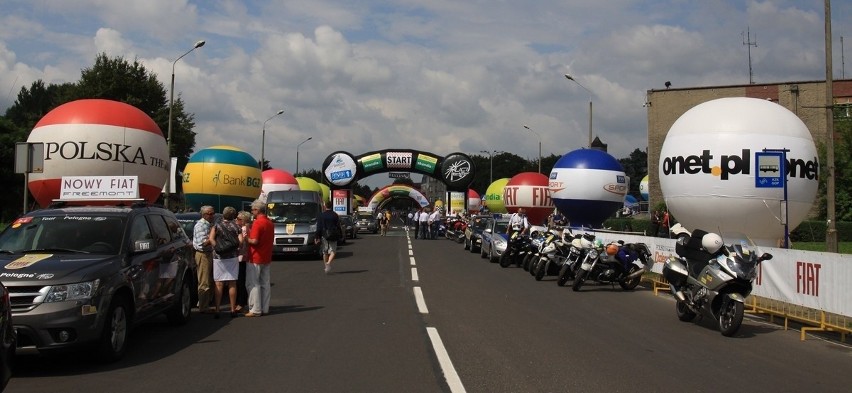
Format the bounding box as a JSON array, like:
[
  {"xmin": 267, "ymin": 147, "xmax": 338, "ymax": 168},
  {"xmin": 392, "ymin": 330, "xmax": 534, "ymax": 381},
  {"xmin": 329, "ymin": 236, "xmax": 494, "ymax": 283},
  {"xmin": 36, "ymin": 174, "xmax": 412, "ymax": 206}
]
[{"xmin": 507, "ymin": 208, "xmax": 530, "ymax": 237}]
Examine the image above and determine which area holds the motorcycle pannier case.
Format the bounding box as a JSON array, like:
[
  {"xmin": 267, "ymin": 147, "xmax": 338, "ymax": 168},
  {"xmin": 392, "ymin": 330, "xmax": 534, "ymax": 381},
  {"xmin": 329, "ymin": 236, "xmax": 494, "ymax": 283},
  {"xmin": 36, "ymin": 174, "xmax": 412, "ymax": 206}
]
[{"xmin": 662, "ymin": 258, "xmax": 688, "ymax": 288}]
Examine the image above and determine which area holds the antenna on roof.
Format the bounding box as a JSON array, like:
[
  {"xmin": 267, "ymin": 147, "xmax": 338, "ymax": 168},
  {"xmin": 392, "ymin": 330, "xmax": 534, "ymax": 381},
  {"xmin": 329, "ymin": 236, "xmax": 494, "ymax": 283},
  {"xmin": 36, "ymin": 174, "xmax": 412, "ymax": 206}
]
[{"xmin": 742, "ymin": 27, "xmax": 758, "ymax": 84}]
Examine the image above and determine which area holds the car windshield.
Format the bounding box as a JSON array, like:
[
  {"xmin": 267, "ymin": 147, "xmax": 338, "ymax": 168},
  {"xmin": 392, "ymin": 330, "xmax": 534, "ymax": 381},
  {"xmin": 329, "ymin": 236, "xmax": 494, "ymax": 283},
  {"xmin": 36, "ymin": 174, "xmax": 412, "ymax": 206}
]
[
  {"xmin": 473, "ymin": 219, "xmax": 490, "ymax": 230},
  {"xmin": 0, "ymin": 215, "xmax": 126, "ymax": 254},
  {"xmin": 494, "ymin": 221, "xmax": 508, "ymax": 233},
  {"xmin": 268, "ymin": 203, "xmax": 318, "ymax": 224}
]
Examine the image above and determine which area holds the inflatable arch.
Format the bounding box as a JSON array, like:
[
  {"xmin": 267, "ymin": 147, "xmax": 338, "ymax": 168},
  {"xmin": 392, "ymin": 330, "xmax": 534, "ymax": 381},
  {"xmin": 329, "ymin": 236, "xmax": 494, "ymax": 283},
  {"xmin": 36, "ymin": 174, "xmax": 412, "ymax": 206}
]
[
  {"xmin": 367, "ymin": 184, "xmax": 430, "ymax": 212},
  {"xmin": 322, "ymin": 149, "xmax": 475, "ymax": 214}
]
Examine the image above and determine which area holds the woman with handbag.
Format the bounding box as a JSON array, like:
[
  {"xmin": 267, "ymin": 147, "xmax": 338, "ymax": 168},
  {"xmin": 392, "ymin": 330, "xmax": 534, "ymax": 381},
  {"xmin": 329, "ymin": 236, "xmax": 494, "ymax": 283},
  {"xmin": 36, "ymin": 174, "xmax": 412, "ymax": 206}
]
[{"xmin": 209, "ymin": 206, "xmax": 243, "ymax": 318}]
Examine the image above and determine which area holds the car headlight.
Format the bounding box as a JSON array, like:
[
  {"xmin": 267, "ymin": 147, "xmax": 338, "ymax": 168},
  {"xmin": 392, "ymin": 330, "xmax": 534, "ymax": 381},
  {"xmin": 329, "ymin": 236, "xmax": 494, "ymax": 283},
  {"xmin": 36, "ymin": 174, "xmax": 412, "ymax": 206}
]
[
  {"xmin": 494, "ymin": 238, "xmax": 506, "ymax": 248},
  {"xmin": 45, "ymin": 279, "xmax": 100, "ymax": 302}
]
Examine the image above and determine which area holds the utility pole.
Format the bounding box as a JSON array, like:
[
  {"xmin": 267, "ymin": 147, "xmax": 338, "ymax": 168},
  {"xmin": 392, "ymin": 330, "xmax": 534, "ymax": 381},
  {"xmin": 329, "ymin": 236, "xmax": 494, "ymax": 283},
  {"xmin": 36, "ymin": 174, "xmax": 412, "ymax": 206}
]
[
  {"xmin": 824, "ymin": 0, "xmax": 838, "ymax": 253},
  {"xmin": 743, "ymin": 27, "xmax": 758, "ymax": 84}
]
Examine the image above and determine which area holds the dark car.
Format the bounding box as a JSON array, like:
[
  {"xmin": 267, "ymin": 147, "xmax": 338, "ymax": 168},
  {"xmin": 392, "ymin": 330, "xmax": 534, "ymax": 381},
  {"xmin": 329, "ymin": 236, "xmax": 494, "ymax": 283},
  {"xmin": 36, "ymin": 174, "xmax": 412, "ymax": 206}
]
[
  {"xmin": 0, "ymin": 203, "xmax": 195, "ymax": 362},
  {"xmin": 463, "ymin": 215, "xmax": 492, "ymax": 253},
  {"xmin": 1, "ymin": 281, "xmax": 14, "ymax": 390},
  {"xmin": 339, "ymin": 215, "xmax": 356, "ymax": 240},
  {"xmin": 355, "ymin": 215, "xmax": 378, "ymax": 234}
]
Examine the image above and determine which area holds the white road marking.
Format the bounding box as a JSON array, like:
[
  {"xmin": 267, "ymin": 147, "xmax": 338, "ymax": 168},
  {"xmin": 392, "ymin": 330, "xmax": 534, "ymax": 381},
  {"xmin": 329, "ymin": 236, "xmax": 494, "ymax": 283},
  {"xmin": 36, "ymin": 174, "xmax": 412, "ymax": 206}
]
[
  {"xmin": 410, "ymin": 256, "xmax": 416, "ymax": 266},
  {"xmin": 413, "ymin": 286, "xmax": 429, "ymax": 314},
  {"xmin": 427, "ymin": 327, "xmax": 467, "ymax": 393},
  {"xmin": 411, "ymin": 267, "xmax": 419, "ymax": 281}
]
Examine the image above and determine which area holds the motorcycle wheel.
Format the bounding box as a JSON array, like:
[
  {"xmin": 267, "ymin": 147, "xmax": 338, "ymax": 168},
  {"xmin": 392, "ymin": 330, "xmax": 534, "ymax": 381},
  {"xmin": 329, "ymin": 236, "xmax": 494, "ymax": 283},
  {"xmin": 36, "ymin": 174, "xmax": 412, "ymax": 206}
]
[
  {"xmin": 619, "ymin": 266, "xmax": 642, "ymax": 290},
  {"xmin": 499, "ymin": 252, "xmax": 513, "ymax": 268},
  {"xmin": 718, "ymin": 298, "xmax": 745, "ymax": 337},
  {"xmin": 534, "ymin": 260, "xmax": 546, "ymax": 281},
  {"xmin": 522, "ymin": 253, "xmax": 532, "ymax": 271},
  {"xmin": 556, "ymin": 264, "xmax": 571, "ymax": 287},
  {"xmin": 675, "ymin": 300, "xmax": 697, "ymax": 322},
  {"xmin": 571, "ymin": 268, "xmax": 588, "ymax": 291}
]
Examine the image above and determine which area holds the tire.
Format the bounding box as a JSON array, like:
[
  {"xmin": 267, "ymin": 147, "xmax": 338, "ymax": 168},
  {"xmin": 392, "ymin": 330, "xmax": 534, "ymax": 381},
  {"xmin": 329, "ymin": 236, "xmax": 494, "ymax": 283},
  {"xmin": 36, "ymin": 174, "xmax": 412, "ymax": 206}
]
[
  {"xmin": 499, "ymin": 251, "xmax": 513, "ymax": 268},
  {"xmin": 522, "ymin": 253, "xmax": 532, "ymax": 271},
  {"xmin": 96, "ymin": 296, "xmax": 130, "ymax": 362},
  {"xmin": 470, "ymin": 242, "xmax": 479, "ymax": 253},
  {"xmin": 556, "ymin": 264, "xmax": 571, "ymax": 286},
  {"xmin": 480, "ymin": 245, "xmax": 487, "ymax": 259},
  {"xmin": 719, "ymin": 298, "xmax": 745, "ymax": 337},
  {"xmin": 534, "ymin": 259, "xmax": 546, "ymax": 281},
  {"xmin": 571, "ymin": 268, "xmax": 588, "ymax": 291},
  {"xmin": 675, "ymin": 300, "xmax": 697, "ymax": 322},
  {"xmin": 619, "ymin": 266, "xmax": 642, "ymax": 290},
  {"xmin": 166, "ymin": 277, "xmax": 192, "ymax": 325}
]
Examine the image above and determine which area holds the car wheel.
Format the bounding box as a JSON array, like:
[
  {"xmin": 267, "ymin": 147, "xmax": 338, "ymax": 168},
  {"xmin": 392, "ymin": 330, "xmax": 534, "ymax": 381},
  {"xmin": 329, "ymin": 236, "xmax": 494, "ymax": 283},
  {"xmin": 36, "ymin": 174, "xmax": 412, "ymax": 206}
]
[
  {"xmin": 480, "ymin": 245, "xmax": 487, "ymax": 259},
  {"xmin": 96, "ymin": 295, "xmax": 130, "ymax": 362},
  {"xmin": 166, "ymin": 277, "xmax": 192, "ymax": 325}
]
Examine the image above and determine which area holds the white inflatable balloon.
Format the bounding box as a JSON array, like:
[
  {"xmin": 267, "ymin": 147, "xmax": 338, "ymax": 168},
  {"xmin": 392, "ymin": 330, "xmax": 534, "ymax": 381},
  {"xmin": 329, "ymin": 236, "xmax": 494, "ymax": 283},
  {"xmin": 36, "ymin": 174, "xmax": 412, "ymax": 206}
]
[{"xmin": 659, "ymin": 97, "xmax": 818, "ymax": 245}]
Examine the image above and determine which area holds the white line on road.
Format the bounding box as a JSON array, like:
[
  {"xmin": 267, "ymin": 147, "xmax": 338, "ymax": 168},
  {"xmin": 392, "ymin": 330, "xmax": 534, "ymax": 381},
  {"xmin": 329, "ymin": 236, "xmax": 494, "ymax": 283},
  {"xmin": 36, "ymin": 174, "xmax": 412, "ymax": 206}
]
[
  {"xmin": 411, "ymin": 267, "xmax": 419, "ymax": 281},
  {"xmin": 409, "ymin": 249, "xmax": 414, "ymax": 256},
  {"xmin": 426, "ymin": 327, "xmax": 467, "ymax": 393},
  {"xmin": 413, "ymin": 286, "xmax": 429, "ymax": 314},
  {"xmin": 410, "ymin": 257, "xmax": 416, "ymax": 266}
]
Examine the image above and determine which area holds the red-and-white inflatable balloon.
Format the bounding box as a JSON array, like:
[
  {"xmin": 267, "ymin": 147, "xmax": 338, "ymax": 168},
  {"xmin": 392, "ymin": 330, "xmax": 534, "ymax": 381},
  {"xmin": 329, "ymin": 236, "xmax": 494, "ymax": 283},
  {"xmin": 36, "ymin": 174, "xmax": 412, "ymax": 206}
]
[
  {"xmin": 467, "ymin": 189, "xmax": 481, "ymax": 212},
  {"xmin": 260, "ymin": 168, "xmax": 299, "ymax": 201},
  {"xmin": 504, "ymin": 172, "xmax": 552, "ymax": 225},
  {"xmin": 27, "ymin": 99, "xmax": 168, "ymax": 207}
]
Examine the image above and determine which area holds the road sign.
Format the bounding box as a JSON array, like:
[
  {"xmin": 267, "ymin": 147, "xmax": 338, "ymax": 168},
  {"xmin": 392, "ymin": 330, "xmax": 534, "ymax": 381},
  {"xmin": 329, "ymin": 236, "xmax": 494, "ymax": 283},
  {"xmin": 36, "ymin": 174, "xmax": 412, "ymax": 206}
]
[{"xmin": 755, "ymin": 151, "xmax": 785, "ymax": 188}]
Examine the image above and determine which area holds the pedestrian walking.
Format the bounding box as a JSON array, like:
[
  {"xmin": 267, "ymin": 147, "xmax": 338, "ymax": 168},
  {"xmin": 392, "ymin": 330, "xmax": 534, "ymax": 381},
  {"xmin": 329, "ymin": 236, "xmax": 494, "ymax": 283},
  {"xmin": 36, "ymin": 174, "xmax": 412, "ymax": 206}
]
[
  {"xmin": 209, "ymin": 206, "xmax": 242, "ymax": 319},
  {"xmin": 316, "ymin": 200, "xmax": 341, "ymax": 273}
]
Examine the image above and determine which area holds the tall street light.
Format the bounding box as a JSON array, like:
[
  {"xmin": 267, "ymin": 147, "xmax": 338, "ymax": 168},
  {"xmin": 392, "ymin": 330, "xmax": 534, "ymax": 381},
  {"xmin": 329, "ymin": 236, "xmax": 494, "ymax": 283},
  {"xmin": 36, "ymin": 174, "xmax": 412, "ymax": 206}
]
[
  {"xmin": 479, "ymin": 150, "xmax": 501, "ymax": 184},
  {"xmin": 165, "ymin": 39, "xmax": 205, "ymax": 210},
  {"xmin": 260, "ymin": 109, "xmax": 285, "ymax": 170},
  {"xmin": 296, "ymin": 137, "xmax": 313, "ymax": 175},
  {"xmin": 564, "ymin": 74, "xmax": 593, "ymax": 148},
  {"xmin": 523, "ymin": 125, "xmax": 542, "ymax": 173}
]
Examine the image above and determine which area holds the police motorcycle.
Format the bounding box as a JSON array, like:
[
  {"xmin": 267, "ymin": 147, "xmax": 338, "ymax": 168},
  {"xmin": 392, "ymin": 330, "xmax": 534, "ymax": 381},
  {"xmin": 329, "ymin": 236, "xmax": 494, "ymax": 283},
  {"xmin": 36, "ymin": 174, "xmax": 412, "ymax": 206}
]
[
  {"xmin": 499, "ymin": 230, "xmax": 533, "ymax": 268},
  {"xmin": 571, "ymin": 240, "xmax": 652, "ymax": 292},
  {"xmin": 521, "ymin": 227, "xmax": 548, "ymax": 272},
  {"xmin": 663, "ymin": 230, "xmax": 772, "ymax": 337},
  {"xmin": 556, "ymin": 233, "xmax": 596, "ymax": 286},
  {"xmin": 531, "ymin": 229, "xmax": 571, "ymax": 281}
]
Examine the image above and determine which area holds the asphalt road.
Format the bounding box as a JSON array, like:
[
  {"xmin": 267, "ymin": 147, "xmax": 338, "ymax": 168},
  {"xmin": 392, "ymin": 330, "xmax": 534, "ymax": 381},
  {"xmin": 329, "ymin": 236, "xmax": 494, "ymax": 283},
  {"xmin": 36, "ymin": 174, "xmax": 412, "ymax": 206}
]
[{"xmin": 7, "ymin": 225, "xmax": 852, "ymax": 392}]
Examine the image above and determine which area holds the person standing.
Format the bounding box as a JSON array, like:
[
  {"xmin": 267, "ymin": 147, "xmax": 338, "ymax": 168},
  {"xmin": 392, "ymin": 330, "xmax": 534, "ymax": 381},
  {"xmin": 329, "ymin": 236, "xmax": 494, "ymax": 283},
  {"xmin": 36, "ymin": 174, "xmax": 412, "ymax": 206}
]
[
  {"xmin": 193, "ymin": 205, "xmax": 215, "ymax": 313},
  {"xmin": 234, "ymin": 210, "xmax": 252, "ymax": 313},
  {"xmin": 316, "ymin": 200, "xmax": 341, "ymax": 273},
  {"xmin": 507, "ymin": 208, "xmax": 530, "ymax": 237},
  {"xmin": 429, "ymin": 207, "xmax": 441, "ymax": 239},
  {"xmin": 209, "ymin": 206, "xmax": 242, "ymax": 319},
  {"xmin": 413, "ymin": 209, "xmax": 422, "ymax": 239},
  {"xmin": 407, "ymin": 210, "xmax": 414, "ymax": 231},
  {"xmin": 650, "ymin": 210, "xmax": 661, "ymax": 238},
  {"xmin": 245, "ymin": 200, "xmax": 273, "ymax": 317},
  {"xmin": 418, "ymin": 208, "xmax": 430, "ymax": 239}
]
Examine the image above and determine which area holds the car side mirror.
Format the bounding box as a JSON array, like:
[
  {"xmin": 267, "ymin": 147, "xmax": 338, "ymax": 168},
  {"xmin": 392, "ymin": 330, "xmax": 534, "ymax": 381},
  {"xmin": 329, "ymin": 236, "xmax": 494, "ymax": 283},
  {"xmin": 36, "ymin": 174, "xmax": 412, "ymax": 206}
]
[
  {"xmin": 484, "ymin": 228, "xmax": 492, "ymax": 234},
  {"xmin": 133, "ymin": 239, "xmax": 155, "ymax": 253}
]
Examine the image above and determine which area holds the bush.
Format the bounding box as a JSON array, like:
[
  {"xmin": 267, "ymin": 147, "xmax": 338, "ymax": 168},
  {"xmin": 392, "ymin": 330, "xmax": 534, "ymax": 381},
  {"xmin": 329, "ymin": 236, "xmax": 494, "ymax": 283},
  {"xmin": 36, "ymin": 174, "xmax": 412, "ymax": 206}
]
[{"xmin": 790, "ymin": 220, "xmax": 852, "ymax": 242}]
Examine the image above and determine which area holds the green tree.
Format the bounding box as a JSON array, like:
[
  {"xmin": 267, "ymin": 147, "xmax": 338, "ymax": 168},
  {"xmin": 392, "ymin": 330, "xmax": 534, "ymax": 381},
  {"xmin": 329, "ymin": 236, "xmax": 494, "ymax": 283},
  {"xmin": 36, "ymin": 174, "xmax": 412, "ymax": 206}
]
[
  {"xmin": 818, "ymin": 107, "xmax": 852, "ymax": 221},
  {"xmin": 618, "ymin": 148, "xmax": 648, "ymax": 197}
]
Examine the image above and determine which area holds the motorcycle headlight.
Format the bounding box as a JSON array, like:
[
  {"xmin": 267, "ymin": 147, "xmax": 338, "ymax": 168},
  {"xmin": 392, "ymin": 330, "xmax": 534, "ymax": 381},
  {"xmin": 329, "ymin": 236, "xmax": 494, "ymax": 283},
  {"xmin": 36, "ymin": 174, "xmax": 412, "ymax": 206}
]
[
  {"xmin": 588, "ymin": 249, "xmax": 599, "ymax": 259},
  {"xmin": 542, "ymin": 243, "xmax": 556, "ymax": 253},
  {"xmin": 45, "ymin": 279, "xmax": 100, "ymax": 302}
]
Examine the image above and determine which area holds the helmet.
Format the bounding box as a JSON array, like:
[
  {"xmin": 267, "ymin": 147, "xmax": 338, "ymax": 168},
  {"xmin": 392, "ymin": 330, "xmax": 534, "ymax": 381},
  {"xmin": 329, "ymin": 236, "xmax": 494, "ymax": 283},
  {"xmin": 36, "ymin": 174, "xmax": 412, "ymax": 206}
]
[
  {"xmin": 606, "ymin": 243, "xmax": 619, "ymax": 256},
  {"xmin": 702, "ymin": 233, "xmax": 724, "ymax": 254}
]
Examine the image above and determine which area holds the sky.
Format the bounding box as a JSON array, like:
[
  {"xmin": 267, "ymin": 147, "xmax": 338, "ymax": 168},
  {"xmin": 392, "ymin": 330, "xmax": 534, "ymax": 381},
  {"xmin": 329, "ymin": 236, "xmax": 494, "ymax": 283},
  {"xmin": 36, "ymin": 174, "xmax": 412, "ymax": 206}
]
[{"xmin": 1, "ymin": 0, "xmax": 850, "ymax": 190}]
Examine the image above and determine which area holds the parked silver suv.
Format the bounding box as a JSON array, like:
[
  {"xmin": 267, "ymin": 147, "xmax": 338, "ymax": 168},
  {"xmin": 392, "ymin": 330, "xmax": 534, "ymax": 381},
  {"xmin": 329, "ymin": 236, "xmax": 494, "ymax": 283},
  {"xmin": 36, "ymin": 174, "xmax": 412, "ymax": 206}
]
[{"xmin": 0, "ymin": 203, "xmax": 194, "ymax": 362}]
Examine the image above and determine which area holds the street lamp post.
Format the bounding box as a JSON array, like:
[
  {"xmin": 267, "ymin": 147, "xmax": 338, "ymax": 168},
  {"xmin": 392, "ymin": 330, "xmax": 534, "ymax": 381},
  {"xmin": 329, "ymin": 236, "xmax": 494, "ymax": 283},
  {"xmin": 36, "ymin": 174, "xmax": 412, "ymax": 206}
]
[
  {"xmin": 564, "ymin": 74, "xmax": 593, "ymax": 148},
  {"xmin": 523, "ymin": 125, "xmax": 542, "ymax": 173},
  {"xmin": 296, "ymin": 137, "xmax": 313, "ymax": 175},
  {"xmin": 479, "ymin": 150, "xmax": 501, "ymax": 184},
  {"xmin": 165, "ymin": 39, "xmax": 205, "ymax": 210},
  {"xmin": 260, "ymin": 109, "xmax": 285, "ymax": 170}
]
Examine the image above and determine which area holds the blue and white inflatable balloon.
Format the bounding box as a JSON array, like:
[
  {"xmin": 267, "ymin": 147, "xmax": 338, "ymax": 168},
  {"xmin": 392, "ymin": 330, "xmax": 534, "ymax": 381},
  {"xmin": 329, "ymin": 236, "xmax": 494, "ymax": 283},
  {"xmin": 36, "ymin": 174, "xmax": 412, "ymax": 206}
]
[{"xmin": 548, "ymin": 149, "xmax": 629, "ymax": 228}]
